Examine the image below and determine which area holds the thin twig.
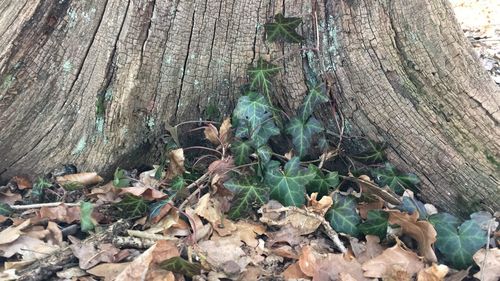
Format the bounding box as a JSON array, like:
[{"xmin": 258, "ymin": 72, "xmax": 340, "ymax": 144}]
[
  {"xmin": 10, "ymin": 202, "xmax": 81, "ymax": 210},
  {"xmin": 480, "ymin": 219, "xmax": 494, "ymax": 281},
  {"xmin": 263, "ymin": 206, "xmax": 347, "ymax": 253},
  {"xmin": 178, "ymin": 172, "xmax": 210, "ymax": 210}
]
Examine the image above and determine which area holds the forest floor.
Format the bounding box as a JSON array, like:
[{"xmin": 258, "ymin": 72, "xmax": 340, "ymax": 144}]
[
  {"xmin": 450, "ymin": 0, "xmax": 500, "ymax": 84},
  {"xmin": 0, "ymin": 2, "xmax": 499, "ymax": 281}
]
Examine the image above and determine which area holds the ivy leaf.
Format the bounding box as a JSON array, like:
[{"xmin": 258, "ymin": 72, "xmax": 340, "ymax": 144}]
[
  {"xmin": 428, "ymin": 213, "xmax": 461, "ymax": 230},
  {"xmin": 247, "ymin": 59, "xmax": 280, "ymax": 96},
  {"xmin": 358, "ymin": 210, "xmax": 388, "ymax": 239},
  {"xmin": 114, "ymin": 195, "xmax": 148, "ymax": 218},
  {"xmin": 251, "ymin": 119, "xmax": 280, "ymax": 147},
  {"xmin": 170, "ymin": 176, "xmax": 186, "ymax": 191},
  {"xmin": 373, "ymin": 163, "xmax": 420, "ymax": 194},
  {"xmin": 352, "ymin": 141, "xmax": 386, "ymax": 164},
  {"xmin": 80, "ymin": 202, "xmax": 95, "ymax": 232},
  {"xmin": 264, "ymin": 13, "xmax": 304, "ymax": 43},
  {"xmin": 431, "ymin": 219, "xmax": 487, "ymax": 269},
  {"xmin": 286, "ymin": 117, "xmax": 323, "ymax": 157},
  {"xmin": 231, "ymin": 141, "xmax": 253, "ymax": 165},
  {"xmin": 265, "ymin": 157, "xmax": 315, "ymax": 206},
  {"xmin": 298, "ymin": 85, "xmax": 329, "ymax": 122},
  {"xmin": 233, "ymin": 92, "xmax": 274, "ymax": 132},
  {"xmin": 0, "ymin": 202, "xmax": 13, "ymax": 216},
  {"xmin": 256, "ymin": 145, "xmax": 272, "ymax": 165},
  {"xmin": 113, "ymin": 168, "xmax": 131, "ymax": 187},
  {"xmin": 399, "ymin": 196, "xmax": 427, "ymax": 219},
  {"xmin": 326, "ymin": 194, "xmax": 361, "ymax": 236},
  {"xmin": 225, "ymin": 178, "xmax": 269, "ymax": 219},
  {"xmin": 159, "ymin": 257, "xmax": 201, "ymax": 278},
  {"xmin": 306, "ymin": 165, "xmax": 339, "ymax": 198}
]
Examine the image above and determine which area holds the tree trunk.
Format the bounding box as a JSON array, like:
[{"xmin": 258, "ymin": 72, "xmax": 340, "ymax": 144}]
[{"xmin": 1, "ymin": 0, "xmax": 498, "ymax": 216}]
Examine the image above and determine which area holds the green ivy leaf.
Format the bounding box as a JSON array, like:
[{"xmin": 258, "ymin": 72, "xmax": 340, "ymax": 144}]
[
  {"xmin": 286, "ymin": 117, "xmax": 323, "ymax": 157},
  {"xmin": 373, "ymin": 163, "xmax": 420, "ymax": 194},
  {"xmin": 326, "ymin": 194, "xmax": 361, "ymax": 236},
  {"xmin": 159, "ymin": 257, "xmax": 201, "ymax": 278},
  {"xmin": 247, "ymin": 59, "xmax": 280, "ymax": 96},
  {"xmin": 352, "ymin": 141, "xmax": 386, "ymax": 164},
  {"xmin": 233, "ymin": 92, "xmax": 274, "ymax": 132},
  {"xmin": 232, "ymin": 141, "xmax": 254, "ymax": 165},
  {"xmin": 32, "ymin": 177, "xmax": 52, "ymax": 203},
  {"xmin": 0, "ymin": 202, "xmax": 13, "ymax": 216},
  {"xmin": 80, "ymin": 202, "xmax": 95, "ymax": 232},
  {"xmin": 298, "ymin": 85, "xmax": 329, "ymax": 122},
  {"xmin": 306, "ymin": 165, "xmax": 339, "ymax": 198},
  {"xmin": 264, "ymin": 13, "xmax": 304, "ymax": 43},
  {"xmin": 225, "ymin": 178, "xmax": 269, "ymax": 219},
  {"xmin": 256, "ymin": 145, "xmax": 272, "ymax": 165},
  {"xmin": 266, "ymin": 157, "xmax": 315, "ymax": 206},
  {"xmin": 358, "ymin": 210, "xmax": 388, "ymax": 239},
  {"xmin": 431, "ymin": 219, "xmax": 487, "ymax": 269},
  {"xmin": 113, "ymin": 168, "xmax": 131, "ymax": 187},
  {"xmin": 114, "ymin": 195, "xmax": 149, "ymax": 218},
  {"xmin": 251, "ymin": 120, "xmax": 280, "ymax": 147},
  {"xmin": 428, "ymin": 213, "xmax": 461, "ymax": 230}
]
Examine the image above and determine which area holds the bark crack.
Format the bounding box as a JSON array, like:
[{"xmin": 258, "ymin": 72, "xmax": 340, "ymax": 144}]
[
  {"xmin": 207, "ymin": 0, "xmax": 223, "ymax": 71},
  {"xmin": 174, "ymin": 10, "xmax": 196, "ymax": 120},
  {"xmin": 140, "ymin": 0, "xmax": 157, "ymax": 63}
]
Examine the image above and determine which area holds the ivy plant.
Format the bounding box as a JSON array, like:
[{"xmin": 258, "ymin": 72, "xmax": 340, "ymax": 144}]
[
  {"xmin": 225, "ymin": 177, "xmax": 269, "ymax": 219},
  {"xmin": 264, "ymin": 13, "xmax": 304, "ymax": 43},
  {"xmin": 326, "ymin": 193, "xmax": 361, "ymax": 236},
  {"xmin": 373, "ymin": 163, "xmax": 419, "ymax": 194}
]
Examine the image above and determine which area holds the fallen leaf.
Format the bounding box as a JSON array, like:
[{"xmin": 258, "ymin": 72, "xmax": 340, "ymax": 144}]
[
  {"xmin": 87, "ymin": 263, "xmax": 130, "ymax": 281},
  {"xmin": 198, "ymin": 237, "xmax": 250, "ymax": 274},
  {"xmin": 204, "ymin": 124, "xmax": 220, "ymax": 145},
  {"xmin": 56, "ymin": 172, "xmax": 103, "ymax": 186},
  {"xmin": 166, "ymin": 148, "xmax": 185, "ymax": 179},
  {"xmin": 444, "ymin": 268, "xmax": 469, "ymax": 281},
  {"xmin": 208, "ymin": 157, "xmax": 235, "ymax": 182},
  {"xmin": 283, "ymin": 262, "xmax": 308, "ymax": 280},
  {"xmin": 388, "ymin": 210, "xmax": 437, "ymax": 262},
  {"xmin": 151, "ymin": 240, "xmax": 180, "ymax": 264},
  {"xmin": 417, "ymin": 264, "xmax": 449, "ymax": 281},
  {"xmin": 259, "ymin": 202, "xmax": 322, "ymax": 236},
  {"xmin": 298, "ymin": 245, "xmax": 319, "ymax": 277},
  {"xmin": 38, "ymin": 204, "xmax": 81, "ymax": 223},
  {"xmin": 56, "ymin": 266, "xmax": 87, "ymax": 279},
  {"xmin": 358, "ymin": 197, "xmax": 385, "ymax": 219},
  {"xmin": 362, "ymin": 243, "xmax": 424, "ymax": 279},
  {"xmin": 0, "ymin": 190, "xmax": 22, "ymax": 205},
  {"xmin": 11, "ymin": 175, "xmax": 32, "ymax": 189},
  {"xmin": 195, "ymin": 193, "xmax": 221, "ymax": 225},
  {"xmin": 233, "ymin": 220, "xmax": 266, "ymax": 247},
  {"xmin": 70, "ymin": 241, "xmax": 121, "ymax": 270},
  {"xmin": 314, "ymin": 253, "xmax": 369, "ymax": 281},
  {"xmin": 308, "ymin": 192, "xmax": 333, "ymax": 216},
  {"xmin": 0, "ymin": 219, "xmax": 31, "ymax": 245},
  {"xmin": 120, "ymin": 186, "xmax": 168, "ymax": 200},
  {"xmin": 0, "ymin": 235, "xmax": 58, "ymax": 259},
  {"xmin": 353, "ymin": 235, "xmax": 384, "ymax": 263},
  {"xmin": 114, "ymin": 242, "xmax": 157, "ymax": 281},
  {"xmin": 473, "ymin": 248, "xmax": 500, "ymax": 281}
]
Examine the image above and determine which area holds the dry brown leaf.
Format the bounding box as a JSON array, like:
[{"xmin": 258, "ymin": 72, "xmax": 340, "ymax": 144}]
[
  {"xmin": 208, "ymin": 157, "xmax": 234, "ymax": 180},
  {"xmin": 198, "ymin": 237, "xmax": 250, "ymax": 274},
  {"xmin": 185, "ymin": 207, "xmax": 212, "ymax": 241},
  {"xmin": 283, "ymin": 262, "xmax": 309, "ymax": 280},
  {"xmin": 114, "ymin": 242, "xmax": 157, "ymax": 281},
  {"xmin": 195, "ymin": 193, "xmax": 221, "ymax": 225},
  {"xmin": 444, "ymin": 268, "xmax": 469, "ymax": 281},
  {"xmin": 219, "ymin": 117, "xmax": 232, "ymax": 145},
  {"xmin": 355, "ymin": 175, "xmax": 401, "ymax": 205},
  {"xmin": 314, "ymin": 253, "xmax": 369, "ymax": 281},
  {"xmin": 0, "ymin": 235, "xmax": 58, "ymax": 259},
  {"xmin": 0, "ymin": 219, "xmax": 30, "ymax": 245},
  {"xmin": 151, "ymin": 240, "xmax": 180, "ymax": 264},
  {"xmin": 353, "ymin": 235, "xmax": 384, "ymax": 264},
  {"xmin": 204, "ymin": 124, "xmax": 220, "ymax": 145},
  {"xmin": 299, "ymin": 245, "xmax": 319, "ymax": 277},
  {"xmin": 0, "ymin": 190, "xmax": 22, "ymax": 205},
  {"xmin": 55, "ymin": 266, "xmax": 87, "ymax": 279},
  {"xmin": 212, "ymin": 218, "xmax": 237, "ymax": 236},
  {"xmin": 271, "ymin": 245, "xmax": 299, "ymax": 259},
  {"xmin": 473, "ymin": 248, "xmax": 500, "ymax": 281},
  {"xmin": 362, "ymin": 243, "xmax": 424, "ymax": 279},
  {"xmin": 70, "ymin": 241, "xmax": 121, "ymax": 270},
  {"xmin": 86, "ymin": 263, "xmax": 130, "ymax": 281},
  {"xmin": 120, "ymin": 186, "xmax": 168, "ymax": 200},
  {"xmin": 232, "ymin": 220, "xmax": 266, "ymax": 247},
  {"xmin": 259, "ymin": 201, "xmax": 322, "ymax": 236},
  {"xmin": 89, "ymin": 182, "xmax": 121, "ymax": 203},
  {"xmin": 166, "ymin": 148, "xmax": 185, "ymax": 179},
  {"xmin": 417, "ymin": 264, "xmax": 449, "ymax": 281},
  {"xmin": 388, "ymin": 210, "xmax": 437, "ymax": 262},
  {"xmin": 56, "ymin": 172, "xmax": 103, "ymax": 186},
  {"xmin": 38, "ymin": 204, "xmax": 81, "ymax": 223},
  {"xmin": 11, "ymin": 175, "xmax": 32, "ymax": 189},
  {"xmin": 308, "ymin": 192, "xmax": 333, "ymax": 216}
]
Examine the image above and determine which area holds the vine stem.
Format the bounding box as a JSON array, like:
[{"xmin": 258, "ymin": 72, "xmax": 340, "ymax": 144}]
[{"xmin": 178, "ymin": 172, "xmax": 211, "ymax": 210}]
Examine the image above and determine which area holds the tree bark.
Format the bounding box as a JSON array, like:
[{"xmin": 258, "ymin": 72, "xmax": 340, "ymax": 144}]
[{"xmin": 0, "ymin": 0, "xmax": 498, "ymax": 216}]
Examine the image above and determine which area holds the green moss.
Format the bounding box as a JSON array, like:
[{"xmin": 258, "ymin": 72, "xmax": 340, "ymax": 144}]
[
  {"xmin": 72, "ymin": 135, "xmax": 87, "ymax": 155},
  {"xmin": 203, "ymin": 104, "xmax": 221, "ymax": 121},
  {"xmin": 484, "ymin": 151, "xmax": 500, "ymax": 170},
  {"xmin": 1, "ymin": 74, "xmax": 14, "ymax": 90}
]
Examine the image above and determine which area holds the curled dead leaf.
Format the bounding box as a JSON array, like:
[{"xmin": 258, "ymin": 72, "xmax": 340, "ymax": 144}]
[
  {"xmin": 120, "ymin": 186, "xmax": 168, "ymax": 200},
  {"xmin": 387, "ymin": 210, "xmax": 437, "ymax": 262},
  {"xmin": 219, "ymin": 118, "xmax": 232, "ymax": 146},
  {"xmin": 204, "ymin": 124, "xmax": 220, "ymax": 145},
  {"xmin": 417, "ymin": 264, "xmax": 449, "ymax": 281},
  {"xmin": 473, "ymin": 248, "xmax": 500, "ymax": 281},
  {"xmin": 166, "ymin": 148, "xmax": 185, "ymax": 179},
  {"xmin": 56, "ymin": 172, "xmax": 103, "ymax": 186},
  {"xmin": 11, "ymin": 176, "xmax": 32, "ymax": 190},
  {"xmin": 308, "ymin": 192, "xmax": 333, "ymax": 216},
  {"xmin": 362, "ymin": 243, "xmax": 424, "ymax": 279}
]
